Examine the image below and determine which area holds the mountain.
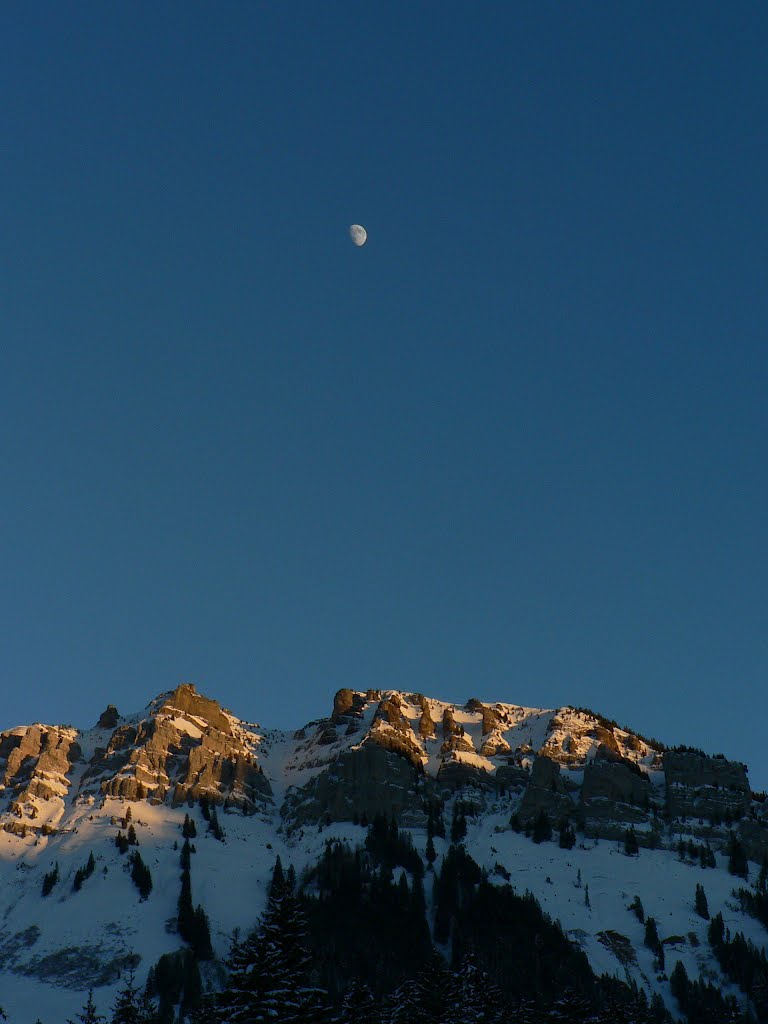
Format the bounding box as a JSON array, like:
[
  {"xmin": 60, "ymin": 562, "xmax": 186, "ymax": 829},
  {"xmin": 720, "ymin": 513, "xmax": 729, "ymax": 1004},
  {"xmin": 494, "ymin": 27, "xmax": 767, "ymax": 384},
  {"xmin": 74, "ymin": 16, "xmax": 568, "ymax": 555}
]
[{"xmin": 1, "ymin": 683, "xmax": 767, "ymax": 1023}]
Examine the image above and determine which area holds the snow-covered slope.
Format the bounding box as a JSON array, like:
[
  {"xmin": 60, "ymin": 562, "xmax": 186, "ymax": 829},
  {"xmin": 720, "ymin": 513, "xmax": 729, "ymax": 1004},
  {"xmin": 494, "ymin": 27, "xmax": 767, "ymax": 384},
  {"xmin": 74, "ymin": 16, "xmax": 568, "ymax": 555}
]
[{"xmin": 1, "ymin": 684, "xmax": 766, "ymax": 1022}]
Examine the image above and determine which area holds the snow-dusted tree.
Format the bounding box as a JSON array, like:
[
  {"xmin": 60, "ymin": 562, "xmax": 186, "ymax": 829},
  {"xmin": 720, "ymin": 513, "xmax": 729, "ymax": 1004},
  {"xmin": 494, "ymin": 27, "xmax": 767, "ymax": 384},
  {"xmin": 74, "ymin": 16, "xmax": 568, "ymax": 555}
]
[
  {"xmin": 511, "ymin": 995, "xmax": 542, "ymax": 1024},
  {"xmin": 67, "ymin": 990, "xmax": 107, "ymax": 1024},
  {"xmin": 338, "ymin": 979, "xmax": 378, "ymax": 1024},
  {"xmin": 381, "ymin": 979, "xmax": 419, "ymax": 1024},
  {"xmin": 111, "ymin": 969, "xmax": 142, "ymax": 1024},
  {"xmin": 136, "ymin": 991, "xmax": 159, "ymax": 1024},
  {"xmin": 452, "ymin": 952, "xmax": 505, "ymax": 1024},
  {"xmin": 546, "ymin": 989, "xmax": 593, "ymax": 1022},
  {"xmin": 186, "ymin": 992, "xmax": 216, "ymax": 1024},
  {"xmin": 218, "ymin": 857, "xmax": 332, "ymax": 1024},
  {"xmin": 408, "ymin": 948, "xmax": 455, "ymax": 1024},
  {"xmin": 216, "ymin": 929, "xmax": 265, "ymax": 1024}
]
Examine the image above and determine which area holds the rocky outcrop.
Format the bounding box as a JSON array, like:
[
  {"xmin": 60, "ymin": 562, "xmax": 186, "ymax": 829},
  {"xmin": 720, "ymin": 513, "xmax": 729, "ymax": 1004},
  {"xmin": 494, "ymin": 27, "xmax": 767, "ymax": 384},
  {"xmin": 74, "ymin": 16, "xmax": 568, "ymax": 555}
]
[
  {"xmin": 495, "ymin": 763, "xmax": 530, "ymax": 791},
  {"xmin": 283, "ymin": 743, "xmax": 423, "ymax": 827},
  {"xmin": 736, "ymin": 819, "xmax": 768, "ymax": 865},
  {"xmin": 664, "ymin": 751, "xmax": 749, "ymax": 820},
  {"xmin": 440, "ymin": 709, "xmax": 474, "ymax": 755},
  {"xmin": 367, "ymin": 696, "xmax": 425, "ymax": 769},
  {"xmin": 332, "ymin": 688, "xmax": 356, "ymax": 720},
  {"xmin": 480, "ymin": 730, "xmax": 511, "ymax": 757},
  {"xmin": 159, "ymin": 684, "xmax": 231, "ymax": 735},
  {"xmin": 436, "ymin": 756, "xmax": 492, "ymax": 791},
  {"xmin": 86, "ymin": 688, "xmax": 272, "ymax": 812},
  {"xmin": 417, "ymin": 697, "xmax": 436, "ymax": 739},
  {"xmin": 97, "ymin": 705, "xmax": 120, "ymax": 730},
  {"xmin": 581, "ymin": 749, "xmax": 651, "ymax": 806},
  {"xmin": 481, "ymin": 705, "xmax": 504, "ymax": 735},
  {"xmin": 518, "ymin": 755, "xmax": 575, "ymax": 824},
  {"xmin": 0, "ymin": 725, "xmax": 80, "ymax": 819}
]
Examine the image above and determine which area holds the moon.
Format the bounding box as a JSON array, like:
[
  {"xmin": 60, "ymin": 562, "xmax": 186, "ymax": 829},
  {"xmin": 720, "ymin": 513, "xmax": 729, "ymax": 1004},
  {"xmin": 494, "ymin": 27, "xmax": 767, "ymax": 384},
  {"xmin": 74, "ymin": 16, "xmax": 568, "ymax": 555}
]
[{"xmin": 349, "ymin": 224, "xmax": 367, "ymax": 247}]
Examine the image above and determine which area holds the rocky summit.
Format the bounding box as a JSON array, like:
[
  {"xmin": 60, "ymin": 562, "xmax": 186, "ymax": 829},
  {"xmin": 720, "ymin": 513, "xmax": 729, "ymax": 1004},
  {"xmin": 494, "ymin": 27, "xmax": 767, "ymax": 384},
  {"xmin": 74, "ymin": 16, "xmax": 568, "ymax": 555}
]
[{"xmin": 1, "ymin": 684, "xmax": 767, "ymax": 1023}]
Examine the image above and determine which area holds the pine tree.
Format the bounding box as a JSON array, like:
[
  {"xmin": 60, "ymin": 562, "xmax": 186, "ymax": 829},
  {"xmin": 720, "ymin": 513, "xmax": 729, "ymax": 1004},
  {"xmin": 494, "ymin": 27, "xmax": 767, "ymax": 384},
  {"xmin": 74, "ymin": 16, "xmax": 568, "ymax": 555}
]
[
  {"xmin": 426, "ymin": 834, "xmax": 437, "ymax": 867},
  {"xmin": 218, "ymin": 857, "xmax": 332, "ymax": 1024},
  {"xmin": 727, "ymin": 834, "xmax": 749, "ymax": 879},
  {"xmin": 186, "ymin": 992, "xmax": 216, "ymax": 1024},
  {"xmin": 216, "ymin": 929, "xmax": 263, "ymax": 1024},
  {"xmin": 136, "ymin": 992, "xmax": 159, "ymax": 1024},
  {"xmin": 208, "ymin": 806, "xmax": 224, "ymax": 841},
  {"xmin": 178, "ymin": 952, "xmax": 203, "ymax": 1021},
  {"xmin": 383, "ymin": 980, "xmax": 420, "ymax": 1024},
  {"xmin": 450, "ymin": 806, "xmax": 467, "ymax": 844},
  {"xmin": 454, "ymin": 951, "xmax": 505, "ymax": 1023},
  {"xmin": 191, "ymin": 905, "xmax": 214, "ymax": 960},
  {"xmin": 67, "ymin": 990, "xmax": 107, "ymax": 1024},
  {"xmin": 629, "ymin": 895, "xmax": 645, "ymax": 923},
  {"xmin": 694, "ymin": 882, "xmax": 709, "ymax": 920},
  {"xmin": 644, "ymin": 916, "xmax": 665, "ymax": 969},
  {"xmin": 338, "ymin": 979, "xmax": 378, "ymax": 1024},
  {"xmin": 624, "ymin": 827, "xmax": 639, "ymax": 856},
  {"xmin": 558, "ymin": 822, "xmax": 575, "ymax": 849},
  {"xmin": 129, "ymin": 851, "xmax": 152, "ymax": 899},
  {"xmin": 644, "ymin": 917, "xmax": 660, "ymax": 951},
  {"xmin": 269, "ymin": 855, "xmax": 285, "ymax": 897},
  {"xmin": 532, "ymin": 810, "xmax": 552, "ymax": 844},
  {"xmin": 112, "ymin": 970, "xmax": 142, "ymax": 1024},
  {"xmin": 177, "ymin": 868, "xmax": 195, "ymax": 942},
  {"xmin": 41, "ymin": 862, "xmax": 59, "ymax": 896},
  {"xmin": 670, "ymin": 959, "xmax": 689, "ymax": 1008},
  {"xmin": 409, "ymin": 948, "xmax": 455, "ymax": 1023},
  {"xmin": 758, "ymin": 854, "xmax": 768, "ymax": 894}
]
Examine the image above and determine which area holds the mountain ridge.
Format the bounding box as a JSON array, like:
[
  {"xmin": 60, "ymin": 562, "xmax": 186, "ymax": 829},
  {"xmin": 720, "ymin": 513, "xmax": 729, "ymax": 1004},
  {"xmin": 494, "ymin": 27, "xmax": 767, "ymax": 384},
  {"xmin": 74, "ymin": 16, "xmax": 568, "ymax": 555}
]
[{"xmin": 1, "ymin": 683, "xmax": 768, "ymax": 1022}]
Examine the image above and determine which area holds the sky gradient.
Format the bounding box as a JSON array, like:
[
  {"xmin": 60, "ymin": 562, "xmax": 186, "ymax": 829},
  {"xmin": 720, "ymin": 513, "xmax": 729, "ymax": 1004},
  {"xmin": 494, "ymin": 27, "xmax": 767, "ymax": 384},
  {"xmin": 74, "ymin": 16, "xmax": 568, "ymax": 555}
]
[{"xmin": 2, "ymin": 5, "xmax": 767, "ymax": 785}]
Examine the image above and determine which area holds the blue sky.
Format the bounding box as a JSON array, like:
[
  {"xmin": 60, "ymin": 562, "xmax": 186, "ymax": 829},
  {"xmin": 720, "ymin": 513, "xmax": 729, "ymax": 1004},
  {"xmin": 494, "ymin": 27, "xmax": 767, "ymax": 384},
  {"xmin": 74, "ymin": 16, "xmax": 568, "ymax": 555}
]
[{"xmin": 2, "ymin": 4, "xmax": 767, "ymax": 785}]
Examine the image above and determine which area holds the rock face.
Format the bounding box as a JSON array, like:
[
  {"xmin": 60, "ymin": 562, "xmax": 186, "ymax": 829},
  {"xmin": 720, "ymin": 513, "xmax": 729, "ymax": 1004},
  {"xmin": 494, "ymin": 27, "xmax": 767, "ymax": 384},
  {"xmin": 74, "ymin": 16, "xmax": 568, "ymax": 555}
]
[
  {"xmin": 97, "ymin": 705, "xmax": 120, "ymax": 730},
  {"xmin": 417, "ymin": 696, "xmax": 436, "ymax": 739},
  {"xmin": 283, "ymin": 743, "xmax": 423, "ymax": 827},
  {"xmin": 440, "ymin": 709, "xmax": 475, "ymax": 755},
  {"xmin": 366, "ymin": 695, "xmax": 425, "ymax": 769},
  {"xmin": 518, "ymin": 755, "xmax": 575, "ymax": 824},
  {"xmin": 581, "ymin": 748, "xmax": 650, "ymax": 806},
  {"xmin": 0, "ymin": 725, "xmax": 80, "ymax": 824},
  {"xmin": 158, "ymin": 684, "xmax": 232, "ymax": 735},
  {"xmin": 1, "ymin": 685, "xmax": 767, "ymax": 866},
  {"xmin": 91, "ymin": 685, "xmax": 271, "ymax": 811},
  {"xmin": 664, "ymin": 751, "xmax": 749, "ymax": 820}
]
